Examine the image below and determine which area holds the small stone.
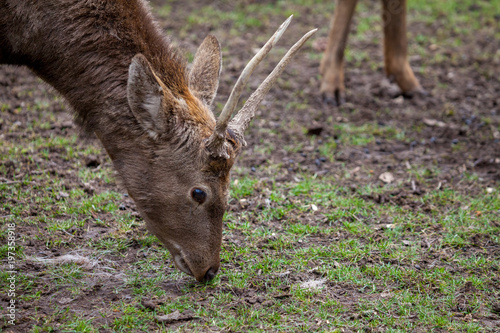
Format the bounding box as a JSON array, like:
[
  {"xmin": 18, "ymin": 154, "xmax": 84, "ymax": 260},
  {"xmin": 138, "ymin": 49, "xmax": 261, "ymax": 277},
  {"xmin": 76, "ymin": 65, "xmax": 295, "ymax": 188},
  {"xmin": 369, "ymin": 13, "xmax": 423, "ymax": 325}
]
[
  {"xmin": 156, "ymin": 310, "xmax": 195, "ymax": 323},
  {"xmin": 58, "ymin": 297, "xmax": 73, "ymax": 305}
]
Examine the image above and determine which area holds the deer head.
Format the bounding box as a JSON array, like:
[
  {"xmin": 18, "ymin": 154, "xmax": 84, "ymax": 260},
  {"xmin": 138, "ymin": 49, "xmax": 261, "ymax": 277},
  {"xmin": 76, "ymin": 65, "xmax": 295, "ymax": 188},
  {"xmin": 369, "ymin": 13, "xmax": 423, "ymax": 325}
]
[{"xmin": 123, "ymin": 16, "xmax": 316, "ymax": 282}]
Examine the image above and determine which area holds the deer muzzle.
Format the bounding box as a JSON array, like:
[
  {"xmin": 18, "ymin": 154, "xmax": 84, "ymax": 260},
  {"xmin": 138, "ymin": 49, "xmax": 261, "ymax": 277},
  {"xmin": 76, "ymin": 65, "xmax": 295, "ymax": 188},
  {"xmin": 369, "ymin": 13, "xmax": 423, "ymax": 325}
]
[{"xmin": 171, "ymin": 243, "xmax": 220, "ymax": 282}]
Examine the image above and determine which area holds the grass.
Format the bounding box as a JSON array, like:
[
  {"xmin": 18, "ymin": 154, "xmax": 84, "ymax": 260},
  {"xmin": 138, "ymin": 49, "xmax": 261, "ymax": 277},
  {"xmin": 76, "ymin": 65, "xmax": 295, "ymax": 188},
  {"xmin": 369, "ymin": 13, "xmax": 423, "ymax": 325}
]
[
  {"xmin": 7, "ymin": 167, "xmax": 497, "ymax": 331},
  {"xmin": 2, "ymin": 172, "xmax": 498, "ymax": 330}
]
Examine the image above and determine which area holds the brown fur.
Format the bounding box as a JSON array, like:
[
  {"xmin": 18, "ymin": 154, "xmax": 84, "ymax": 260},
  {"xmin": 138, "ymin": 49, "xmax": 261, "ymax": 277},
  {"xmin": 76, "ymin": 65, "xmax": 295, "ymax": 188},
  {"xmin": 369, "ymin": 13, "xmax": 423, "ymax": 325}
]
[
  {"xmin": 319, "ymin": 0, "xmax": 424, "ymax": 105},
  {"xmin": 1, "ymin": 0, "xmax": 189, "ymax": 131},
  {"xmin": 0, "ymin": 0, "xmax": 241, "ymax": 282}
]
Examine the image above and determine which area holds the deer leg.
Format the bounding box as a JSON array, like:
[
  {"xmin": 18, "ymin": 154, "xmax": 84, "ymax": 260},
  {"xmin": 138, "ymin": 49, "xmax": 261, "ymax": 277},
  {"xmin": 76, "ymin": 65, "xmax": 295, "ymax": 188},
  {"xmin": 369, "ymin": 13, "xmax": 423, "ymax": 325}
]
[
  {"xmin": 381, "ymin": 0, "xmax": 424, "ymax": 97},
  {"xmin": 320, "ymin": 0, "xmax": 358, "ymax": 106}
]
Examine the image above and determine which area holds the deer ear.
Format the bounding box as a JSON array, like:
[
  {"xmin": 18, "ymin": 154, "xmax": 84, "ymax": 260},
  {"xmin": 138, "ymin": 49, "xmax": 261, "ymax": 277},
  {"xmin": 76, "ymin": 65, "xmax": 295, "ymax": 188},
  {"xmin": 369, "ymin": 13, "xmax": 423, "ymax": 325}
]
[
  {"xmin": 189, "ymin": 35, "xmax": 222, "ymax": 107},
  {"xmin": 127, "ymin": 54, "xmax": 167, "ymax": 138}
]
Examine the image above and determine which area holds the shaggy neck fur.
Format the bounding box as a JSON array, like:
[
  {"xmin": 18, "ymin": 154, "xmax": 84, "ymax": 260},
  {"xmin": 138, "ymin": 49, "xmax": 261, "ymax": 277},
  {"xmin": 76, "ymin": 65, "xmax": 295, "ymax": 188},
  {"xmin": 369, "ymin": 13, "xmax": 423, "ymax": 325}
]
[{"xmin": 1, "ymin": 0, "xmax": 214, "ymax": 139}]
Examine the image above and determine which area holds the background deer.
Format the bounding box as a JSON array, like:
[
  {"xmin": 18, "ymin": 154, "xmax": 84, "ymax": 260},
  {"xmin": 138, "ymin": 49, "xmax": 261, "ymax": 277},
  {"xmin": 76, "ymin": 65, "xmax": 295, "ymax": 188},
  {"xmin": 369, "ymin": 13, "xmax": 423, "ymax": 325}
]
[
  {"xmin": 320, "ymin": 0, "xmax": 425, "ymax": 105},
  {"xmin": 0, "ymin": 0, "xmax": 315, "ymax": 282}
]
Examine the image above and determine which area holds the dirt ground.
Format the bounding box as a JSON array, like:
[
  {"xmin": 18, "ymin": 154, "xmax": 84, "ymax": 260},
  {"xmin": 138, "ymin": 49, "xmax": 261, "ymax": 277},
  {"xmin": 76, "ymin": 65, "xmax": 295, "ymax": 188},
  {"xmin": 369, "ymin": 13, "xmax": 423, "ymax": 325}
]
[{"xmin": 1, "ymin": 0, "xmax": 499, "ymax": 331}]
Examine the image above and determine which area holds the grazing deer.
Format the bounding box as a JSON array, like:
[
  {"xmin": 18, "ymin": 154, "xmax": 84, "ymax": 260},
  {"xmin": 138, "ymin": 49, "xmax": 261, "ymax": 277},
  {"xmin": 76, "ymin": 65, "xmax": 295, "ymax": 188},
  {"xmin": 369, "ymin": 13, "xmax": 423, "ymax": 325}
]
[
  {"xmin": 0, "ymin": 0, "xmax": 316, "ymax": 282},
  {"xmin": 320, "ymin": 0, "xmax": 425, "ymax": 105}
]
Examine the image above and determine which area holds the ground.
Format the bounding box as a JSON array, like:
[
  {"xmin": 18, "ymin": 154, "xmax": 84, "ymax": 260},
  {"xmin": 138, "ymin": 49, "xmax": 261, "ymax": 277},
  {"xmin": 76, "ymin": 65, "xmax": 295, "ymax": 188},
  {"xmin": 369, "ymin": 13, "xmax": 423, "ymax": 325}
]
[{"xmin": 1, "ymin": 0, "xmax": 499, "ymax": 332}]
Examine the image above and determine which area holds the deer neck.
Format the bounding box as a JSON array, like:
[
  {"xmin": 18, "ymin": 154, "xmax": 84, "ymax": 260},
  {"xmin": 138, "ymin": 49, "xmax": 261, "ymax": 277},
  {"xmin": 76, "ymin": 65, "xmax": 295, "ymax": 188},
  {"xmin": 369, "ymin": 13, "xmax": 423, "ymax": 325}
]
[{"xmin": 5, "ymin": 1, "xmax": 186, "ymax": 162}]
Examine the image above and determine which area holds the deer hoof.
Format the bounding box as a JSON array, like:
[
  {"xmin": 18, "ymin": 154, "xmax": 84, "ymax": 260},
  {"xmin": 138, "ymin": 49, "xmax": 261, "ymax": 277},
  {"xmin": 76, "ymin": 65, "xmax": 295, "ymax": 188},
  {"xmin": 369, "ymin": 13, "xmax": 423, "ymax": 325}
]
[
  {"xmin": 321, "ymin": 90, "xmax": 345, "ymax": 106},
  {"xmin": 402, "ymin": 87, "xmax": 429, "ymax": 99}
]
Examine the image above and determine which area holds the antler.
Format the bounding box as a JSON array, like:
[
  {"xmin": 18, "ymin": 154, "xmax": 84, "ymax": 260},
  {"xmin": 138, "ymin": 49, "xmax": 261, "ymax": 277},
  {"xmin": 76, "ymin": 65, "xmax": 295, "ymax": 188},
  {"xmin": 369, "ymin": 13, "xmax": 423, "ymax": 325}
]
[
  {"xmin": 206, "ymin": 16, "xmax": 317, "ymax": 158},
  {"xmin": 228, "ymin": 28, "xmax": 317, "ymax": 146}
]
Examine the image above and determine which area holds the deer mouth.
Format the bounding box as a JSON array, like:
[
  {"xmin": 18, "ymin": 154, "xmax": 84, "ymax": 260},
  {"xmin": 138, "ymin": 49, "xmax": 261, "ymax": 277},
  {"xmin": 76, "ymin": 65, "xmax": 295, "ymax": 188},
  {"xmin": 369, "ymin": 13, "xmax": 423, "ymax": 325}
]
[{"xmin": 173, "ymin": 253, "xmax": 193, "ymax": 277}]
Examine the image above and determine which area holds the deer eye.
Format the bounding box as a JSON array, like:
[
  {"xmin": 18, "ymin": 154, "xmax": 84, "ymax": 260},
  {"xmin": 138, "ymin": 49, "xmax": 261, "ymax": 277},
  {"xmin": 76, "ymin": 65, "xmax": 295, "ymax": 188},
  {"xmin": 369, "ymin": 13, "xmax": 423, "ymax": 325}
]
[{"xmin": 191, "ymin": 188, "xmax": 207, "ymax": 204}]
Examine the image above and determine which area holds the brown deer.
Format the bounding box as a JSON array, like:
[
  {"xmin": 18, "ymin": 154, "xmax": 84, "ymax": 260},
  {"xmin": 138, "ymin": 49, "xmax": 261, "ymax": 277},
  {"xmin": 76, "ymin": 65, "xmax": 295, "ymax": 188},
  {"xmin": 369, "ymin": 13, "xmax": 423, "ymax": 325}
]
[
  {"xmin": 0, "ymin": 1, "xmax": 316, "ymax": 282},
  {"xmin": 320, "ymin": 0, "xmax": 425, "ymax": 105}
]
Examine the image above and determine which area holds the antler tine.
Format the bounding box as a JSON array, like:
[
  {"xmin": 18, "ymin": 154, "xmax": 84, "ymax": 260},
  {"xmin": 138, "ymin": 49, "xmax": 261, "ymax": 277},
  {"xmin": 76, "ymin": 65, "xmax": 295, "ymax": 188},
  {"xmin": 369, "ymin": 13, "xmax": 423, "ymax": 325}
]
[
  {"xmin": 206, "ymin": 15, "xmax": 293, "ymax": 158},
  {"xmin": 228, "ymin": 28, "xmax": 318, "ymax": 146}
]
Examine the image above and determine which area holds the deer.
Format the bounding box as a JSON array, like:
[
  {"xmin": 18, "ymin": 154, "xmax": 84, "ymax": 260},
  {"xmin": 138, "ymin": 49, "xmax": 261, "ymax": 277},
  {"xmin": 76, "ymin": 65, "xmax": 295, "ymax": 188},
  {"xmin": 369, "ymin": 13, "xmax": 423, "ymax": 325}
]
[
  {"xmin": 319, "ymin": 0, "xmax": 425, "ymax": 105},
  {"xmin": 0, "ymin": 0, "xmax": 316, "ymax": 282}
]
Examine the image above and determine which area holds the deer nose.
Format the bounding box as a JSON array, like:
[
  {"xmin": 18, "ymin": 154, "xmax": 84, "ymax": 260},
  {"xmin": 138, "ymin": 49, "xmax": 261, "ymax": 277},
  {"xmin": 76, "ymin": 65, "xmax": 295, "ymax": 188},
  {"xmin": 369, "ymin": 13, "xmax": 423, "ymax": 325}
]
[{"xmin": 202, "ymin": 267, "xmax": 218, "ymax": 282}]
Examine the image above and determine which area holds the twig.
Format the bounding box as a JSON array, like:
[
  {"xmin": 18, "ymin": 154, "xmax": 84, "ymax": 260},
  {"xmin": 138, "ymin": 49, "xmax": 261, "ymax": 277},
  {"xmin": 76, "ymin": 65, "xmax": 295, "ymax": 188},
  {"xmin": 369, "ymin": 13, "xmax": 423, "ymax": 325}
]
[{"xmin": 0, "ymin": 180, "xmax": 24, "ymax": 185}]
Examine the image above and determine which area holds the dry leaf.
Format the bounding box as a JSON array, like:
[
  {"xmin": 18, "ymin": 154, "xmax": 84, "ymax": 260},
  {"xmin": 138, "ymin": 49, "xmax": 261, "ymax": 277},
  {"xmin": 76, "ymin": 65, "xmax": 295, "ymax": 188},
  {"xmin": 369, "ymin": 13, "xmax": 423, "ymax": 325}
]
[
  {"xmin": 423, "ymin": 118, "xmax": 447, "ymax": 128},
  {"xmin": 58, "ymin": 297, "xmax": 73, "ymax": 305},
  {"xmin": 379, "ymin": 172, "xmax": 395, "ymax": 184},
  {"xmin": 381, "ymin": 291, "xmax": 393, "ymax": 298},
  {"xmin": 300, "ymin": 279, "xmax": 326, "ymax": 290}
]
